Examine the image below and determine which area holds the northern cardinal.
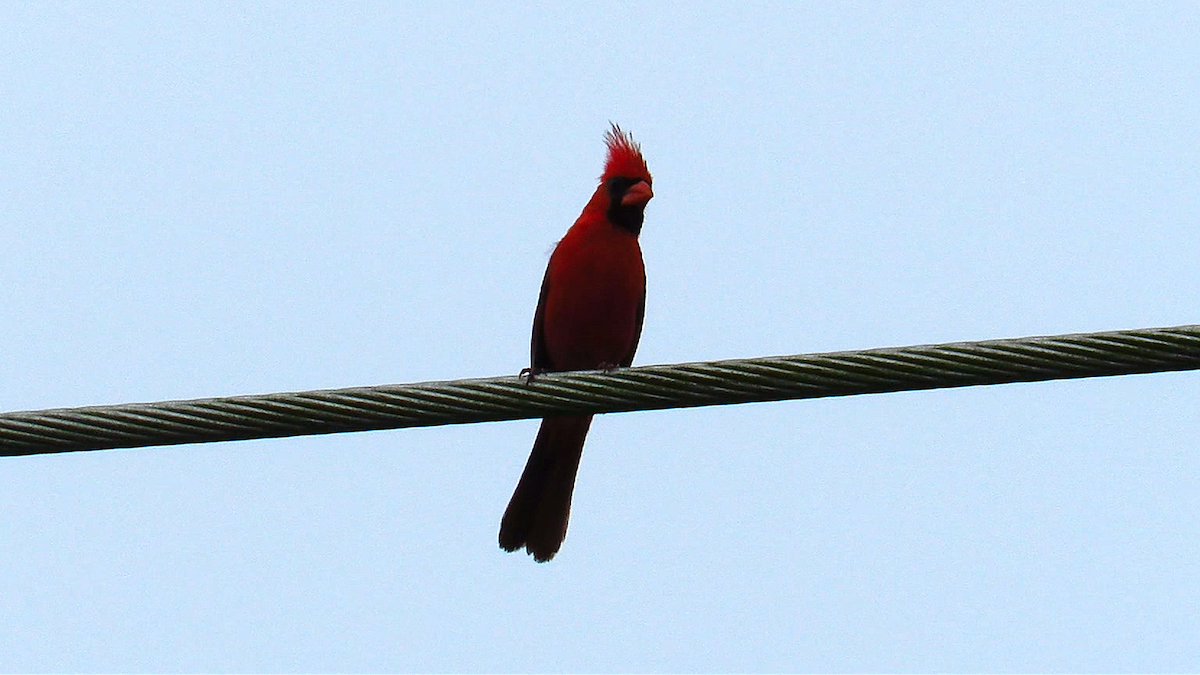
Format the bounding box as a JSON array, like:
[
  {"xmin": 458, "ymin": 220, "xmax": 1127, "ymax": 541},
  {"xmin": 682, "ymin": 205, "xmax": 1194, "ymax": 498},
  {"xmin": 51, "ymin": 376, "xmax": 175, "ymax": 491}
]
[{"xmin": 499, "ymin": 125, "xmax": 653, "ymax": 562}]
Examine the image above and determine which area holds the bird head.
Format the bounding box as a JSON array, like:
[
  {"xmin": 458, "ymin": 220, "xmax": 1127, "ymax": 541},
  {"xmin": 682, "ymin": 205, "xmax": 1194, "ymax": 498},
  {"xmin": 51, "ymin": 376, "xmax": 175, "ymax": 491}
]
[{"xmin": 600, "ymin": 124, "xmax": 653, "ymax": 234}]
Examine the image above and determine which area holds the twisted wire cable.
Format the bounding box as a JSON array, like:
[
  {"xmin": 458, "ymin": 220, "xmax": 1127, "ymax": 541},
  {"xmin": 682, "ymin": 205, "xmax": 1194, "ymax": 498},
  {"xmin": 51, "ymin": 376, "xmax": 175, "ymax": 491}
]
[{"xmin": 2, "ymin": 324, "xmax": 1198, "ymax": 457}]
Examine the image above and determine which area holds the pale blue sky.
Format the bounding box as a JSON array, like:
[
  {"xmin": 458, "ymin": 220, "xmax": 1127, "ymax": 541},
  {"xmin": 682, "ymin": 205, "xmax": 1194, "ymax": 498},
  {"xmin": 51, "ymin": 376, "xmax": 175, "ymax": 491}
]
[{"xmin": 3, "ymin": 2, "xmax": 1199, "ymax": 671}]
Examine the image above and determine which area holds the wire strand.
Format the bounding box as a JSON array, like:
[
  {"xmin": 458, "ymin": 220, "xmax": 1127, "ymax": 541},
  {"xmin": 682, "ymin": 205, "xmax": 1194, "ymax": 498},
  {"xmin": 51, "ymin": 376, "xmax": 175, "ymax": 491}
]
[{"xmin": 3, "ymin": 324, "xmax": 1198, "ymax": 457}]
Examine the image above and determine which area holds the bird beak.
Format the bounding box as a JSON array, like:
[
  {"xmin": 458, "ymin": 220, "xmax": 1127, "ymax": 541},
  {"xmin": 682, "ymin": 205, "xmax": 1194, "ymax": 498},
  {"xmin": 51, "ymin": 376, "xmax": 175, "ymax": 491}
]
[{"xmin": 621, "ymin": 180, "xmax": 653, "ymax": 207}]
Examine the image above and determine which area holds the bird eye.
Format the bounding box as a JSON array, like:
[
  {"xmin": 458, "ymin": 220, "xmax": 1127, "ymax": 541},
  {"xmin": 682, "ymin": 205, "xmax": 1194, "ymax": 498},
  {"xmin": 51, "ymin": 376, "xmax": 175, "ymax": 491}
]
[{"xmin": 606, "ymin": 176, "xmax": 644, "ymax": 199}]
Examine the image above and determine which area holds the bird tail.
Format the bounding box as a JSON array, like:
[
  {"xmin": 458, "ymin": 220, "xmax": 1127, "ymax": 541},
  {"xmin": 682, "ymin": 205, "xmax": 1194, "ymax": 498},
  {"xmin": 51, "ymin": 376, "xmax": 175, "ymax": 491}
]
[{"xmin": 498, "ymin": 415, "xmax": 593, "ymax": 562}]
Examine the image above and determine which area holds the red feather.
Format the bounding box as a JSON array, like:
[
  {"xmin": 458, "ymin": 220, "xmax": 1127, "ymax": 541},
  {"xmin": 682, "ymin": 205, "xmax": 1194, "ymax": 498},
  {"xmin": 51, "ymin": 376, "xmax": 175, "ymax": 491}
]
[
  {"xmin": 603, "ymin": 124, "xmax": 652, "ymax": 183},
  {"xmin": 499, "ymin": 125, "xmax": 653, "ymax": 561}
]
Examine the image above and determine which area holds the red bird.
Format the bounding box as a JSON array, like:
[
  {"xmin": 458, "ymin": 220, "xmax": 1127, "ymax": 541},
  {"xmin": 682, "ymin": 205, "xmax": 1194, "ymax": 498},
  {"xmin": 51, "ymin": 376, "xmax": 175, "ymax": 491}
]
[{"xmin": 499, "ymin": 125, "xmax": 653, "ymax": 562}]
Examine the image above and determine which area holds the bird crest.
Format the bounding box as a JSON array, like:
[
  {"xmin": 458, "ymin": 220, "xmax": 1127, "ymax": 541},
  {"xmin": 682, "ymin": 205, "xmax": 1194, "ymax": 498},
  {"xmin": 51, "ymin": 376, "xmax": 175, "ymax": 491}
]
[{"xmin": 602, "ymin": 124, "xmax": 652, "ymax": 183}]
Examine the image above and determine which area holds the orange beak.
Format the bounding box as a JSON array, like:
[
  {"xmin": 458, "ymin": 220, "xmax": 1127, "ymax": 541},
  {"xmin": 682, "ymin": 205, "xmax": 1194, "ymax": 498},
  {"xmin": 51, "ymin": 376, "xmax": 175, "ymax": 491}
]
[{"xmin": 621, "ymin": 180, "xmax": 654, "ymax": 207}]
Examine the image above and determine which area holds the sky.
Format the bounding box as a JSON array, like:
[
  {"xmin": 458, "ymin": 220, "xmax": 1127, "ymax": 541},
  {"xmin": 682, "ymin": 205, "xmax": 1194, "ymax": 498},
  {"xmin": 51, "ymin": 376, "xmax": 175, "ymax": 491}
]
[{"xmin": 2, "ymin": 2, "xmax": 1199, "ymax": 671}]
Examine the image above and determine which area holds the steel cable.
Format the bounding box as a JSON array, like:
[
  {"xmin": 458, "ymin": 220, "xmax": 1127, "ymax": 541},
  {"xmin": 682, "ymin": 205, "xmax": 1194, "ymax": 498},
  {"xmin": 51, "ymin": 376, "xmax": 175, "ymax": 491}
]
[{"xmin": 2, "ymin": 324, "xmax": 1198, "ymax": 457}]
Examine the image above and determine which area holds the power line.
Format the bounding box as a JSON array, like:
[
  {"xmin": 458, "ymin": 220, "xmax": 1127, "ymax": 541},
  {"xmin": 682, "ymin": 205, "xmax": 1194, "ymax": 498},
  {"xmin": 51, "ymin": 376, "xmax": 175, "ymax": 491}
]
[{"xmin": 2, "ymin": 324, "xmax": 1198, "ymax": 457}]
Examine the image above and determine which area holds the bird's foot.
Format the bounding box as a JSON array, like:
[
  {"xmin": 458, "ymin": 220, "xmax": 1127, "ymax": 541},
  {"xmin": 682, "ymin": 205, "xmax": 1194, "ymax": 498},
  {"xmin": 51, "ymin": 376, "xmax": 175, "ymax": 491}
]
[{"xmin": 519, "ymin": 367, "xmax": 546, "ymax": 383}]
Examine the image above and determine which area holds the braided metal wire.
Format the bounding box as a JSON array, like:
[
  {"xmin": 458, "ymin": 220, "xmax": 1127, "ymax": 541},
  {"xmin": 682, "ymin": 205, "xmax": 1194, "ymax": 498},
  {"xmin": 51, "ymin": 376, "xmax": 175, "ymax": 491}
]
[{"xmin": 2, "ymin": 324, "xmax": 1198, "ymax": 457}]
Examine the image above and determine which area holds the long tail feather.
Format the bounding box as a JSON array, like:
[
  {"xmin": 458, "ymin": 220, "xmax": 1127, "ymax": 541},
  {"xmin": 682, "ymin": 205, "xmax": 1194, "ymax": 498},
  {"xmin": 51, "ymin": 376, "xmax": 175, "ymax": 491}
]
[{"xmin": 498, "ymin": 415, "xmax": 593, "ymax": 562}]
